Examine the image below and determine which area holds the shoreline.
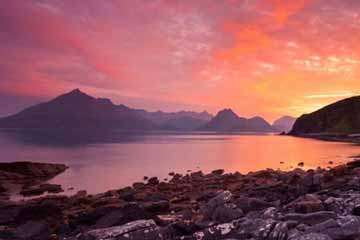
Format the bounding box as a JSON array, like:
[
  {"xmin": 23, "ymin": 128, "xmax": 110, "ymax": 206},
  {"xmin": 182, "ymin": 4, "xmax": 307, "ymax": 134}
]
[
  {"xmin": 2, "ymin": 160, "xmax": 360, "ymax": 239},
  {"xmin": 288, "ymin": 133, "xmax": 360, "ymax": 144}
]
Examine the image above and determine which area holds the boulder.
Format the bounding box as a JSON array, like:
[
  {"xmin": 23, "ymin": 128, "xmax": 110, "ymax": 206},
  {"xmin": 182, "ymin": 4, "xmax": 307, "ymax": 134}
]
[
  {"xmin": 235, "ymin": 197, "xmax": 274, "ymax": 213},
  {"xmin": 80, "ymin": 219, "xmax": 159, "ymax": 240},
  {"xmin": 291, "ymin": 233, "xmax": 333, "ymax": 240},
  {"xmin": 20, "ymin": 183, "xmax": 63, "ymax": 197},
  {"xmin": 13, "ymin": 221, "xmax": 50, "ymax": 240},
  {"xmin": 283, "ymin": 211, "xmax": 337, "ymax": 225}
]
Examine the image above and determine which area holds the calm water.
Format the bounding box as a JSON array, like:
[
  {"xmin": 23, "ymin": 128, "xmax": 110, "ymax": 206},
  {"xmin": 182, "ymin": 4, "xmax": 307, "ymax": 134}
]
[{"xmin": 0, "ymin": 131, "xmax": 359, "ymax": 197}]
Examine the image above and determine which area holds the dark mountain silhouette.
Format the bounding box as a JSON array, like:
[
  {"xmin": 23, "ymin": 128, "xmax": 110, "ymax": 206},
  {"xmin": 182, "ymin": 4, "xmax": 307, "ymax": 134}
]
[
  {"xmin": 199, "ymin": 109, "xmax": 275, "ymax": 132},
  {"xmin": 0, "ymin": 89, "xmax": 156, "ymax": 131},
  {"xmin": 272, "ymin": 116, "xmax": 296, "ymax": 133},
  {"xmin": 136, "ymin": 109, "xmax": 212, "ymax": 131},
  {"xmin": 290, "ymin": 96, "xmax": 360, "ymax": 135}
]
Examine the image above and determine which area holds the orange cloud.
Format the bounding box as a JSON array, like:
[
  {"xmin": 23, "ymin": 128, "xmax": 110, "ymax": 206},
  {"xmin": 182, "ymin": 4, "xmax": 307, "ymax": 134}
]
[
  {"xmin": 259, "ymin": 0, "xmax": 316, "ymax": 25},
  {"xmin": 219, "ymin": 23, "xmax": 274, "ymax": 60}
]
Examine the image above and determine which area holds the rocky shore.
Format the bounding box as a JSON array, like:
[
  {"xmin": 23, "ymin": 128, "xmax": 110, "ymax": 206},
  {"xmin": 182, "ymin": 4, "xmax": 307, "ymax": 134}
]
[
  {"xmin": 2, "ymin": 160, "xmax": 360, "ymax": 240},
  {"xmin": 0, "ymin": 162, "xmax": 68, "ymax": 200}
]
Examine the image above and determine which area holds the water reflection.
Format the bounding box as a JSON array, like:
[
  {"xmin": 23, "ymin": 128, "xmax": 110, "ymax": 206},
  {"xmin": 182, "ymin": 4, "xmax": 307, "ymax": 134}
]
[{"xmin": 0, "ymin": 130, "xmax": 359, "ymax": 196}]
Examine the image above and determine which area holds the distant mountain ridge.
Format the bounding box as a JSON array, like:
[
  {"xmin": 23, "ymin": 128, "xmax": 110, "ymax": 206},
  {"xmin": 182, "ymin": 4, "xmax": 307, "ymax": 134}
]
[
  {"xmin": 0, "ymin": 89, "xmax": 278, "ymax": 133},
  {"xmin": 199, "ymin": 109, "xmax": 275, "ymax": 132},
  {"xmin": 272, "ymin": 116, "xmax": 296, "ymax": 133},
  {"xmin": 0, "ymin": 89, "xmax": 156, "ymax": 131},
  {"xmin": 0, "ymin": 89, "xmax": 212, "ymax": 131},
  {"xmin": 290, "ymin": 96, "xmax": 360, "ymax": 135},
  {"xmin": 135, "ymin": 109, "xmax": 212, "ymax": 131}
]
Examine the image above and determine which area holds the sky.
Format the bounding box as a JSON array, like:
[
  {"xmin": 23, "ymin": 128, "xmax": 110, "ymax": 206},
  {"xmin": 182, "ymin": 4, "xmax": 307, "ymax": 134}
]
[{"xmin": 1, "ymin": 0, "xmax": 360, "ymax": 122}]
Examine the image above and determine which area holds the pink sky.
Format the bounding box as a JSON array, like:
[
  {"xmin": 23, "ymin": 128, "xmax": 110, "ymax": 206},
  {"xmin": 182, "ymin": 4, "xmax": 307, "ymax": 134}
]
[{"xmin": 1, "ymin": 0, "xmax": 360, "ymax": 121}]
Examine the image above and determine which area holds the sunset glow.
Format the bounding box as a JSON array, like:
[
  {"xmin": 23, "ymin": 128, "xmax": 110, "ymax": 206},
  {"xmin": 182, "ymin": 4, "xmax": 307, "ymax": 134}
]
[{"xmin": 1, "ymin": 0, "xmax": 360, "ymax": 121}]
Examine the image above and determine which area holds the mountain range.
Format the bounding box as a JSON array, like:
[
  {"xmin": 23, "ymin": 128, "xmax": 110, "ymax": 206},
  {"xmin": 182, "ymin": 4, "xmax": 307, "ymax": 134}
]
[
  {"xmin": 272, "ymin": 116, "xmax": 297, "ymax": 133},
  {"xmin": 199, "ymin": 109, "xmax": 275, "ymax": 132},
  {"xmin": 290, "ymin": 96, "xmax": 360, "ymax": 135},
  {"xmin": 0, "ymin": 89, "xmax": 279, "ymax": 133}
]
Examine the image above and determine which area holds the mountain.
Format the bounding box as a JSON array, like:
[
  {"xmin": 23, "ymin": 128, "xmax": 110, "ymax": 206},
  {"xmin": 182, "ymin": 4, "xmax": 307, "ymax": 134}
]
[
  {"xmin": 0, "ymin": 89, "xmax": 156, "ymax": 131},
  {"xmin": 290, "ymin": 96, "xmax": 360, "ymax": 135},
  {"xmin": 199, "ymin": 109, "xmax": 275, "ymax": 132},
  {"xmin": 136, "ymin": 109, "xmax": 212, "ymax": 131},
  {"xmin": 272, "ymin": 116, "xmax": 297, "ymax": 133}
]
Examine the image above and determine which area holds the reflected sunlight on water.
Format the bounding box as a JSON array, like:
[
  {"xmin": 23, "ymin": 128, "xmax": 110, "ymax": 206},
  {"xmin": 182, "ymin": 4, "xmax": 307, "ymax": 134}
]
[{"xmin": 0, "ymin": 131, "xmax": 359, "ymax": 196}]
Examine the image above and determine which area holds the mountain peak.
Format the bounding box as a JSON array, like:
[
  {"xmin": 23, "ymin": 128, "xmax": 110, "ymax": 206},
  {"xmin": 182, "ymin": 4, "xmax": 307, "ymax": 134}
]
[
  {"xmin": 51, "ymin": 89, "xmax": 95, "ymax": 104},
  {"xmin": 218, "ymin": 108, "xmax": 236, "ymax": 115}
]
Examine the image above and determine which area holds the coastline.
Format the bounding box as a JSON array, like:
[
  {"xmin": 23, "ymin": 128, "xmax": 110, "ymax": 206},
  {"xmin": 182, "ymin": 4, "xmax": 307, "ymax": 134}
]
[
  {"xmin": 2, "ymin": 160, "xmax": 360, "ymax": 239},
  {"xmin": 288, "ymin": 133, "xmax": 360, "ymax": 144}
]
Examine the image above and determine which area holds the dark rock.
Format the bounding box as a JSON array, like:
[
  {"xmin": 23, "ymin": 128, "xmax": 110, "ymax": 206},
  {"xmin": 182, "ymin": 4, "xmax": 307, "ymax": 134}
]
[
  {"xmin": 298, "ymin": 162, "xmax": 305, "ymax": 167},
  {"xmin": 0, "ymin": 162, "xmax": 67, "ymax": 179},
  {"xmin": 347, "ymin": 160, "xmax": 360, "ymax": 169},
  {"xmin": 291, "ymin": 233, "xmax": 333, "ymax": 240},
  {"xmin": 20, "ymin": 183, "xmax": 63, "ymax": 197},
  {"xmin": 80, "ymin": 219, "xmax": 158, "ymax": 240},
  {"xmin": 307, "ymin": 216, "xmax": 360, "ymax": 239},
  {"xmin": 148, "ymin": 177, "xmax": 159, "ymax": 185},
  {"xmin": 235, "ymin": 197, "xmax": 274, "ymax": 213},
  {"xmin": 92, "ymin": 203, "xmax": 153, "ymax": 229},
  {"xmin": 143, "ymin": 200, "xmax": 170, "ymax": 213},
  {"xmin": 211, "ymin": 169, "xmax": 224, "ymax": 175},
  {"xmin": 352, "ymin": 205, "xmax": 360, "ymax": 216},
  {"xmin": 13, "ymin": 221, "xmax": 50, "ymax": 240},
  {"xmin": 200, "ymin": 191, "xmax": 232, "ymax": 220},
  {"xmin": 283, "ymin": 211, "xmax": 336, "ymax": 225},
  {"xmin": 211, "ymin": 204, "xmax": 244, "ymax": 223}
]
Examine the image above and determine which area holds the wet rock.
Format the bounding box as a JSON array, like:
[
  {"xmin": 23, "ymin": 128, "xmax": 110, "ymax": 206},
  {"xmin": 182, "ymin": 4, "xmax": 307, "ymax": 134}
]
[
  {"xmin": 352, "ymin": 205, "xmax": 360, "ymax": 216},
  {"xmin": 211, "ymin": 169, "xmax": 225, "ymax": 175},
  {"xmin": 13, "ymin": 221, "xmax": 50, "ymax": 240},
  {"xmin": 93, "ymin": 203, "xmax": 152, "ymax": 229},
  {"xmin": 200, "ymin": 191, "xmax": 232, "ymax": 220},
  {"xmin": 0, "ymin": 162, "xmax": 67, "ymax": 179},
  {"xmin": 286, "ymin": 194, "xmax": 324, "ymax": 213},
  {"xmin": 347, "ymin": 159, "xmax": 360, "ymax": 169},
  {"xmin": 291, "ymin": 233, "xmax": 333, "ymax": 240},
  {"xmin": 143, "ymin": 200, "xmax": 170, "ymax": 213},
  {"xmin": 148, "ymin": 177, "xmax": 160, "ymax": 185},
  {"xmin": 211, "ymin": 204, "xmax": 244, "ymax": 223},
  {"xmin": 20, "ymin": 183, "xmax": 63, "ymax": 197},
  {"xmin": 80, "ymin": 219, "xmax": 158, "ymax": 240},
  {"xmin": 235, "ymin": 197, "xmax": 274, "ymax": 213},
  {"xmin": 283, "ymin": 211, "xmax": 337, "ymax": 225},
  {"xmin": 306, "ymin": 216, "xmax": 360, "ymax": 239}
]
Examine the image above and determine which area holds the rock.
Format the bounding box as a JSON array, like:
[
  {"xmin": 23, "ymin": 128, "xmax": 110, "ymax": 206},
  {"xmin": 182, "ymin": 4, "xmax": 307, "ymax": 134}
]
[
  {"xmin": 235, "ymin": 197, "xmax": 274, "ymax": 213},
  {"xmin": 211, "ymin": 169, "xmax": 224, "ymax": 175},
  {"xmin": 291, "ymin": 233, "xmax": 333, "ymax": 240},
  {"xmin": 200, "ymin": 191, "xmax": 232, "ymax": 220},
  {"xmin": 211, "ymin": 204, "xmax": 244, "ymax": 223},
  {"xmin": 13, "ymin": 221, "xmax": 50, "ymax": 240},
  {"xmin": 352, "ymin": 205, "xmax": 360, "ymax": 216},
  {"xmin": 80, "ymin": 219, "xmax": 158, "ymax": 240},
  {"xmin": 283, "ymin": 211, "xmax": 337, "ymax": 225},
  {"xmin": 148, "ymin": 177, "xmax": 159, "ymax": 185},
  {"xmin": 0, "ymin": 162, "xmax": 67, "ymax": 179},
  {"xmin": 15, "ymin": 201, "xmax": 63, "ymax": 225},
  {"xmin": 0, "ymin": 185, "xmax": 6, "ymax": 193},
  {"xmin": 93, "ymin": 203, "xmax": 152, "ymax": 229},
  {"xmin": 20, "ymin": 183, "xmax": 63, "ymax": 197},
  {"xmin": 306, "ymin": 216, "xmax": 360, "ymax": 239},
  {"xmin": 143, "ymin": 200, "xmax": 170, "ymax": 213},
  {"xmin": 286, "ymin": 195, "xmax": 324, "ymax": 213},
  {"xmin": 347, "ymin": 159, "xmax": 360, "ymax": 169}
]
